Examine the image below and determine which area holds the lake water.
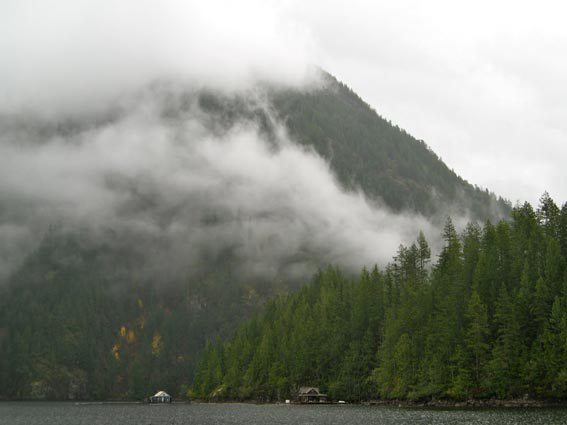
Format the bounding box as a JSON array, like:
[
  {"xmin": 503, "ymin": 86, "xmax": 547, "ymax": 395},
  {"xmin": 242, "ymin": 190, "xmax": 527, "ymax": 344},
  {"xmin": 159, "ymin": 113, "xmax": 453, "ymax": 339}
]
[{"xmin": 1, "ymin": 402, "xmax": 567, "ymax": 425}]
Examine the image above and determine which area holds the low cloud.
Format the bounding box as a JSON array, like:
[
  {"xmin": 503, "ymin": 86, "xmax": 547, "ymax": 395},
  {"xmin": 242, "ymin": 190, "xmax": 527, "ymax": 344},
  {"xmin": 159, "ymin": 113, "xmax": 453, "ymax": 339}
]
[
  {"xmin": 2, "ymin": 1, "xmax": 491, "ymax": 284},
  {"xmin": 0, "ymin": 84, "xmax": 439, "ymax": 282},
  {"xmin": 0, "ymin": 0, "xmax": 317, "ymax": 117}
]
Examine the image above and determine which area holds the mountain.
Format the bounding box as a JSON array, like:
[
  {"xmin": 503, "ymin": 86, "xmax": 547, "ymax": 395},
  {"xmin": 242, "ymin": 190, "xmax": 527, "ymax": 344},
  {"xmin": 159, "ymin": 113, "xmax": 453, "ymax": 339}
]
[
  {"xmin": 0, "ymin": 71, "xmax": 510, "ymax": 400},
  {"xmin": 269, "ymin": 73, "xmax": 509, "ymax": 219},
  {"xmin": 200, "ymin": 72, "xmax": 510, "ymax": 220}
]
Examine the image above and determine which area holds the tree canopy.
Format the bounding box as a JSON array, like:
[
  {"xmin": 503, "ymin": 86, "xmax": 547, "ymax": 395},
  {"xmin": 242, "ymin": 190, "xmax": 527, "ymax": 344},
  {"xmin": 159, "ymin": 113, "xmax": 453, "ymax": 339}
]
[{"xmin": 194, "ymin": 195, "xmax": 567, "ymax": 402}]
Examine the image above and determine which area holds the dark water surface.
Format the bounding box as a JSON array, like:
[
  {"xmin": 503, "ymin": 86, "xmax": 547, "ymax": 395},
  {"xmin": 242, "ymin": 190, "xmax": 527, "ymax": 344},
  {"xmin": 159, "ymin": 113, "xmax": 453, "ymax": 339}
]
[{"xmin": 1, "ymin": 402, "xmax": 567, "ymax": 425}]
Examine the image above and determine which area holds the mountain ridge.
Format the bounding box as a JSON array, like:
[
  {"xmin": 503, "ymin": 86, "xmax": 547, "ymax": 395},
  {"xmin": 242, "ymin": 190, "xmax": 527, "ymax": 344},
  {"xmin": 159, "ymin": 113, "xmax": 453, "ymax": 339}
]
[{"xmin": 268, "ymin": 72, "xmax": 510, "ymax": 220}]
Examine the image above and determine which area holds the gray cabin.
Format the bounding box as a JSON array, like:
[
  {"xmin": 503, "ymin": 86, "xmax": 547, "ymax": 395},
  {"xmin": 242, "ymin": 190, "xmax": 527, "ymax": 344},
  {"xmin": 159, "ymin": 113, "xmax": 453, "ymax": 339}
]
[
  {"xmin": 298, "ymin": 387, "xmax": 327, "ymax": 403},
  {"xmin": 149, "ymin": 390, "xmax": 172, "ymax": 403}
]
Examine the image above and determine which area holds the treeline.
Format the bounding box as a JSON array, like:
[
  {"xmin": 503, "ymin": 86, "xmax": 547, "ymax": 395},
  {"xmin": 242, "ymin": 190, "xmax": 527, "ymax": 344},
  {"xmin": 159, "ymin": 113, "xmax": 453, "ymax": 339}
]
[{"xmin": 193, "ymin": 193, "xmax": 567, "ymax": 402}]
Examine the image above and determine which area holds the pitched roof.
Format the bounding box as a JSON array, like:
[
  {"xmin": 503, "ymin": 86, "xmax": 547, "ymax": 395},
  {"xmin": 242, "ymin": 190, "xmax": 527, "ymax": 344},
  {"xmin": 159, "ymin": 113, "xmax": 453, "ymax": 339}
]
[
  {"xmin": 153, "ymin": 390, "xmax": 171, "ymax": 397},
  {"xmin": 299, "ymin": 387, "xmax": 320, "ymax": 395}
]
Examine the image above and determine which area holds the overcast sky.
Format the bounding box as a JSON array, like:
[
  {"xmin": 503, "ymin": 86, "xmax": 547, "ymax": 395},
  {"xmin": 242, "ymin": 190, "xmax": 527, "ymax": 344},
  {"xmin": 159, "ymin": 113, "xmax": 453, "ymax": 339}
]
[
  {"xmin": 2, "ymin": 0, "xmax": 566, "ymax": 206},
  {"xmin": 290, "ymin": 0, "xmax": 567, "ymax": 206}
]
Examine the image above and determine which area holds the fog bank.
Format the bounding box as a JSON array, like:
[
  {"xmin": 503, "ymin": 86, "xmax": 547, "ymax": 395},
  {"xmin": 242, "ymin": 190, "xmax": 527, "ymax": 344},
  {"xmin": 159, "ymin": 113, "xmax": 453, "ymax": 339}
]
[
  {"xmin": 0, "ymin": 84, "xmax": 438, "ymax": 281},
  {"xmin": 0, "ymin": 0, "xmax": 317, "ymax": 117}
]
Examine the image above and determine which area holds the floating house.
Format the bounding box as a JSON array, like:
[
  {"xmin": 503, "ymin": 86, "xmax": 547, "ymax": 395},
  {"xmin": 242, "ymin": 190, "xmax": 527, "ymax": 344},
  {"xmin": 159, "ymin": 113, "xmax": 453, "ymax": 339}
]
[
  {"xmin": 297, "ymin": 387, "xmax": 328, "ymax": 403},
  {"xmin": 149, "ymin": 390, "xmax": 173, "ymax": 403}
]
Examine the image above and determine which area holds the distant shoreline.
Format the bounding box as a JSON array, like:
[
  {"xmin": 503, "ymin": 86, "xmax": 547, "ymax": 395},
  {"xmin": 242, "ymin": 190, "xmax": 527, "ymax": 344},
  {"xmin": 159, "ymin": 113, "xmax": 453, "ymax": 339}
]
[
  {"xmin": 189, "ymin": 398, "xmax": 567, "ymax": 408},
  {"xmin": 2, "ymin": 398, "xmax": 567, "ymax": 409},
  {"xmin": 364, "ymin": 398, "xmax": 564, "ymax": 408}
]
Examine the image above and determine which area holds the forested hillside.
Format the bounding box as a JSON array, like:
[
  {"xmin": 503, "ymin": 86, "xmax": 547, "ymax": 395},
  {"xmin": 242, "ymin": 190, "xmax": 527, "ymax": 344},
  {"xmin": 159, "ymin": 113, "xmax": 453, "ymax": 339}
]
[
  {"xmin": 269, "ymin": 73, "xmax": 510, "ymax": 220},
  {"xmin": 0, "ymin": 228, "xmax": 289, "ymax": 400},
  {"xmin": 194, "ymin": 194, "xmax": 567, "ymax": 402},
  {"xmin": 198, "ymin": 73, "xmax": 510, "ymax": 220},
  {"xmin": 0, "ymin": 72, "xmax": 510, "ymax": 400}
]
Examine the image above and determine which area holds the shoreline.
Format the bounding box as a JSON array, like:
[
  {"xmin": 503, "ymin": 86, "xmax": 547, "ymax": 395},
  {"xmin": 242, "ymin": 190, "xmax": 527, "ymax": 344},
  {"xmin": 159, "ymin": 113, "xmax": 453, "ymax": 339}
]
[
  {"xmin": 364, "ymin": 398, "xmax": 563, "ymax": 408},
  {"xmin": 2, "ymin": 398, "xmax": 567, "ymax": 408},
  {"xmin": 193, "ymin": 398, "xmax": 567, "ymax": 408}
]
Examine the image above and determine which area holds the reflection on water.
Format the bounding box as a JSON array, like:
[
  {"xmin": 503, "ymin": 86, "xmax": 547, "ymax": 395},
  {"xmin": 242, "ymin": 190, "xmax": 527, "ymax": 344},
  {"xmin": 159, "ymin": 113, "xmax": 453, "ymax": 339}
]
[{"xmin": 1, "ymin": 402, "xmax": 567, "ymax": 425}]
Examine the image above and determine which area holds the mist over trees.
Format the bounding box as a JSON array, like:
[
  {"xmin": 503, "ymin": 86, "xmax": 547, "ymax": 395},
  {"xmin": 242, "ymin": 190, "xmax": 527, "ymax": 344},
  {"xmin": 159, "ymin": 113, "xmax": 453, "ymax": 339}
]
[
  {"xmin": 194, "ymin": 194, "xmax": 567, "ymax": 402},
  {"xmin": 0, "ymin": 74, "xmax": 510, "ymax": 401},
  {"xmin": 270, "ymin": 72, "xmax": 510, "ymax": 220},
  {"xmin": 1, "ymin": 75, "xmax": 469, "ymax": 284}
]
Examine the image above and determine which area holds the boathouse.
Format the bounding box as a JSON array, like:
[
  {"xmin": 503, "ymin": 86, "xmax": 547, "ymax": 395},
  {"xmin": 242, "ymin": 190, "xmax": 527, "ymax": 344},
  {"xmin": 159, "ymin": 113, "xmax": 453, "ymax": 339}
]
[
  {"xmin": 150, "ymin": 390, "xmax": 172, "ymax": 403},
  {"xmin": 298, "ymin": 387, "xmax": 327, "ymax": 403}
]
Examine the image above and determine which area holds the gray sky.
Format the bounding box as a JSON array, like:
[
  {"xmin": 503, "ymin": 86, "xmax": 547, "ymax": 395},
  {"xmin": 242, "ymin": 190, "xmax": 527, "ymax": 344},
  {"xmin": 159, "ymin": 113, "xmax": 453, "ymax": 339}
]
[
  {"xmin": 1, "ymin": 0, "xmax": 566, "ymax": 206},
  {"xmin": 289, "ymin": 0, "xmax": 567, "ymax": 206}
]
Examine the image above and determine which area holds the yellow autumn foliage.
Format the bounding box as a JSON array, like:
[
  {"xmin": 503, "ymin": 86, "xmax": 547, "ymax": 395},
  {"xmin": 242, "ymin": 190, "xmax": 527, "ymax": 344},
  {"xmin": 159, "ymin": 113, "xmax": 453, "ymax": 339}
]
[
  {"xmin": 126, "ymin": 329, "xmax": 136, "ymax": 344},
  {"xmin": 112, "ymin": 344, "xmax": 120, "ymax": 360},
  {"xmin": 151, "ymin": 333, "xmax": 163, "ymax": 355},
  {"xmin": 119, "ymin": 326, "xmax": 127, "ymax": 337}
]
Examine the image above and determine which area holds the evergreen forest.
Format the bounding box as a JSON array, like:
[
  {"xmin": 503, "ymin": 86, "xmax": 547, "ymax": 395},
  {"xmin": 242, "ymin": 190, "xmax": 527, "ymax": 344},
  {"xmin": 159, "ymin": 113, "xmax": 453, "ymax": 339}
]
[{"xmin": 194, "ymin": 193, "xmax": 567, "ymax": 402}]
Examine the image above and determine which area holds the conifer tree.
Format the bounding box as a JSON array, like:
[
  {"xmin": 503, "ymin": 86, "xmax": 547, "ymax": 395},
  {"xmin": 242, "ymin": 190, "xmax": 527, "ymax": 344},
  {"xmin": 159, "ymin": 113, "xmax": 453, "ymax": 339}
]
[
  {"xmin": 463, "ymin": 290, "xmax": 490, "ymax": 391},
  {"xmin": 488, "ymin": 286, "xmax": 523, "ymax": 397}
]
